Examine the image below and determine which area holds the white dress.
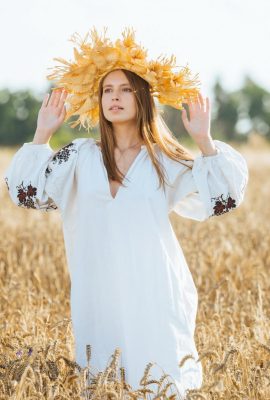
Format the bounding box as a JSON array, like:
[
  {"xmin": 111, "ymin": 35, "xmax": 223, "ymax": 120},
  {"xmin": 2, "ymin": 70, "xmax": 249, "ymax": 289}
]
[{"xmin": 3, "ymin": 138, "xmax": 248, "ymax": 398}]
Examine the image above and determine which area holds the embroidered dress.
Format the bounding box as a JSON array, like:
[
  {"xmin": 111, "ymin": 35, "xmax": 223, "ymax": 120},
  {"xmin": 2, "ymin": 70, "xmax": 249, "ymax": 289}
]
[{"xmin": 3, "ymin": 138, "xmax": 248, "ymax": 398}]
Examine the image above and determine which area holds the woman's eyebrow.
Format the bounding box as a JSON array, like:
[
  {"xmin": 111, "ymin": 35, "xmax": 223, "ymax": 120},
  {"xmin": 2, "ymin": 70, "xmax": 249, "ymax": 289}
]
[{"xmin": 103, "ymin": 83, "xmax": 130, "ymax": 88}]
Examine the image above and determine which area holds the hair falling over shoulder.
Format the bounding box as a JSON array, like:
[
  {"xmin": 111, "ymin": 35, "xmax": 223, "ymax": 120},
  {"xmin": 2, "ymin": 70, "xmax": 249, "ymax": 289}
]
[{"xmin": 97, "ymin": 69, "xmax": 194, "ymax": 192}]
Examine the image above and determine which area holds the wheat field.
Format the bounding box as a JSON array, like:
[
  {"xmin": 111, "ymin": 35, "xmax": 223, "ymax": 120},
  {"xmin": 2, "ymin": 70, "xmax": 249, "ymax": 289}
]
[{"xmin": 0, "ymin": 135, "xmax": 269, "ymax": 399}]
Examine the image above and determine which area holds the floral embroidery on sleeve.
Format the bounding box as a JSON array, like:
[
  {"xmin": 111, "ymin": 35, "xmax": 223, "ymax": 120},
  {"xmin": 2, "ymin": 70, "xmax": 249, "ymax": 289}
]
[
  {"xmin": 16, "ymin": 181, "xmax": 57, "ymax": 211},
  {"xmin": 45, "ymin": 142, "xmax": 77, "ymax": 177},
  {"xmin": 211, "ymin": 193, "xmax": 236, "ymax": 216}
]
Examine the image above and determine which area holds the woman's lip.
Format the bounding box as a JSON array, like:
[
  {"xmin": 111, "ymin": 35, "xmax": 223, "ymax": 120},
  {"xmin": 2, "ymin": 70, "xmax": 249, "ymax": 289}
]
[{"xmin": 109, "ymin": 107, "xmax": 124, "ymax": 111}]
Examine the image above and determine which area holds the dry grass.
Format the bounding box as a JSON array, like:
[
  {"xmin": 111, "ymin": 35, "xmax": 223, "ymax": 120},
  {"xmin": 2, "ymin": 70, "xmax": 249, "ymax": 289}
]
[{"xmin": 0, "ymin": 135, "xmax": 269, "ymax": 399}]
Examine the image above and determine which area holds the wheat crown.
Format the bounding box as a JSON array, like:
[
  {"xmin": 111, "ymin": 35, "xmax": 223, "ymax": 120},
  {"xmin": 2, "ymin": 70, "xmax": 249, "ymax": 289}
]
[{"xmin": 46, "ymin": 26, "xmax": 201, "ymax": 131}]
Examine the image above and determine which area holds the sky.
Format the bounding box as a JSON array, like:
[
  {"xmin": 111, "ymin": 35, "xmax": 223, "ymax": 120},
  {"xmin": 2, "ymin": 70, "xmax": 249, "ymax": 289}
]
[{"xmin": 0, "ymin": 0, "xmax": 269, "ymax": 99}]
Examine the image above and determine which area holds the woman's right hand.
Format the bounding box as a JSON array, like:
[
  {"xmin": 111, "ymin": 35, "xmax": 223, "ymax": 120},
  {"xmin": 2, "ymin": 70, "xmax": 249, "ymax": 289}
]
[{"xmin": 33, "ymin": 88, "xmax": 68, "ymax": 144}]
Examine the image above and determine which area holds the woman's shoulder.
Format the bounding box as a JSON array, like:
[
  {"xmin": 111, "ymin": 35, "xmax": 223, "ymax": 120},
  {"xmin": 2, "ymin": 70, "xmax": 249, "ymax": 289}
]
[
  {"xmin": 156, "ymin": 145, "xmax": 194, "ymax": 170},
  {"xmin": 71, "ymin": 137, "xmax": 96, "ymax": 149},
  {"xmin": 63, "ymin": 137, "xmax": 97, "ymax": 155},
  {"xmin": 48, "ymin": 137, "xmax": 96, "ymax": 167}
]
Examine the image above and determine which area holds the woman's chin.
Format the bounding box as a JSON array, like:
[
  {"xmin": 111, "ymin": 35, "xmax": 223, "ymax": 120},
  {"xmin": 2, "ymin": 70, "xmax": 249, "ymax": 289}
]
[{"xmin": 106, "ymin": 116, "xmax": 135, "ymax": 124}]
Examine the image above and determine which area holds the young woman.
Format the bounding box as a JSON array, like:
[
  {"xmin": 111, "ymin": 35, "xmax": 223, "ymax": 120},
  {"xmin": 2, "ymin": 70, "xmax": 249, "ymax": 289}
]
[{"xmin": 3, "ymin": 67, "xmax": 248, "ymax": 398}]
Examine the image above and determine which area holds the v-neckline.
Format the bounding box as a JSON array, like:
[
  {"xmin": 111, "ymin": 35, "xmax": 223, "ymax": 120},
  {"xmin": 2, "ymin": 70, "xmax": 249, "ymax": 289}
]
[{"xmin": 95, "ymin": 142, "xmax": 146, "ymax": 201}]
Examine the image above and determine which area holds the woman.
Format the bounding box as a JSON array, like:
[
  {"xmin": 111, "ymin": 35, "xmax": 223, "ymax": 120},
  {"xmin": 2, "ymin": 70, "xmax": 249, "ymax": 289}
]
[{"xmin": 3, "ymin": 31, "xmax": 248, "ymax": 399}]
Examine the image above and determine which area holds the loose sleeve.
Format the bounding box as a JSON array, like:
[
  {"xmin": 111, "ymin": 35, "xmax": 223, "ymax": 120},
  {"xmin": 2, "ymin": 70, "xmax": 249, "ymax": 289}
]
[
  {"xmin": 163, "ymin": 139, "xmax": 249, "ymax": 221},
  {"xmin": 3, "ymin": 138, "xmax": 88, "ymax": 212}
]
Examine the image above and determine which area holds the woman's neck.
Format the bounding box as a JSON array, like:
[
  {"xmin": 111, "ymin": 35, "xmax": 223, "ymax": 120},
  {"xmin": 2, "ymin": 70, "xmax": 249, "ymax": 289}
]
[{"xmin": 112, "ymin": 122, "xmax": 143, "ymax": 149}]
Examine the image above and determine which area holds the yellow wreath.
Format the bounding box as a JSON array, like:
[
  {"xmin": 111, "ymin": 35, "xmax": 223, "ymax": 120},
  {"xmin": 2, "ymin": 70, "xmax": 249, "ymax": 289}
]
[{"xmin": 46, "ymin": 26, "xmax": 201, "ymax": 131}]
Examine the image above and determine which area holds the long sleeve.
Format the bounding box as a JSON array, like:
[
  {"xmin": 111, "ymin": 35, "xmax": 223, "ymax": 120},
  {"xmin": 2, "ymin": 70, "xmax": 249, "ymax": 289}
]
[
  {"xmin": 163, "ymin": 139, "xmax": 249, "ymax": 221},
  {"xmin": 3, "ymin": 138, "xmax": 89, "ymax": 212}
]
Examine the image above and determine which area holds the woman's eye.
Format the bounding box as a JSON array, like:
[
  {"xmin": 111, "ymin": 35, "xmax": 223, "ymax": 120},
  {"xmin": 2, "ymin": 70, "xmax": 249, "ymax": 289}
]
[{"xmin": 103, "ymin": 88, "xmax": 132, "ymax": 93}]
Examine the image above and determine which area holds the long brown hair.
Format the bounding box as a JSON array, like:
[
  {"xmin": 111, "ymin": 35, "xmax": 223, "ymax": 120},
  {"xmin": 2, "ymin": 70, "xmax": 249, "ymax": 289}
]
[{"xmin": 97, "ymin": 68, "xmax": 194, "ymax": 191}]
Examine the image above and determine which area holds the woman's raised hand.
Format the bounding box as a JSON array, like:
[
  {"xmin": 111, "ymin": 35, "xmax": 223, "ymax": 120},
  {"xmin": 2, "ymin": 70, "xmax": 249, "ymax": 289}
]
[
  {"xmin": 181, "ymin": 92, "xmax": 218, "ymax": 156},
  {"xmin": 33, "ymin": 88, "xmax": 68, "ymax": 144},
  {"xmin": 181, "ymin": 92, "xmax": 211, "ymax": 143}
]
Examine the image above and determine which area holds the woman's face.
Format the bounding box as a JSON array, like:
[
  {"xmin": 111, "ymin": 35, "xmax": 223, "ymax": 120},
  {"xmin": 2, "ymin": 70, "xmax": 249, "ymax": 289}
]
[{"xmin": 101, "ymin": 69, "xmax": 137, "ymax": 124}]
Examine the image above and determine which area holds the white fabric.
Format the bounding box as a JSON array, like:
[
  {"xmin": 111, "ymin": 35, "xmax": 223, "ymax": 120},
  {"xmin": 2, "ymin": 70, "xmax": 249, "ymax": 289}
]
[{"xmin": 3, "ymin": 138, "xmax": 248, "ymax": 398}]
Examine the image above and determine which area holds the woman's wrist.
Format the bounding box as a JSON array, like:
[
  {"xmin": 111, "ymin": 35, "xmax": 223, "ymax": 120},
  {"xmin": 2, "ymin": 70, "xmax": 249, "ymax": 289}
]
[
  {"xmin": 196, "ymin": 137, "xmax": 217, "ymax": 156},
  {"xmin": 32, "ymin": 129, "xmax": 52, "ymax": 145}
]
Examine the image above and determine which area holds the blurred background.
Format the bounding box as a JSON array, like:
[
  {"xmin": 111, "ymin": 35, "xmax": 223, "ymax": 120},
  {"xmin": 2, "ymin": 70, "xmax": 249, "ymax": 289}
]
[{"xmin": 0, "ymin": 0, "xmax": 269, "ymax": 149}]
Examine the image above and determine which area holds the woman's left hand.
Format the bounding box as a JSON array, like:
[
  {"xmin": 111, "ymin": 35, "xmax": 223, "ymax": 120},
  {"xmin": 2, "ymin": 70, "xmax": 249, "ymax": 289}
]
[{"xmin": 181, "ymin": 92, "xmax": 218, "ymax": 156}]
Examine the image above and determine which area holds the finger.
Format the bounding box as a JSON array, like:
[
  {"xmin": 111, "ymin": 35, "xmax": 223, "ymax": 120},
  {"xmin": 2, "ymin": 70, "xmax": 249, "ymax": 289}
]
[
  {"xmin": 197, "ymin": 92, "xmax": 205, "ymax": 110},
  {"xmin": 181, "ymin": 107, "xmax": 189, "ymax": 127},
  {"xmin": 46, "ymin": 89, "xmax": 57, "ymax": 107},
  {"xmin": 59, "ymin": 100, "xmax": 67, "ymax": 117},
  {"xmin": 193, "ymin": 95, "xmax": 201, "ymax": 113},
  {"xmin": 57, "ymin": 88, "xmax": 68, "ymax": 109},
  {"xmin": 50, "ymin": 88, "xmax": 63, "ymax": 107},
  {"xmin": 56, "ymin": 92, "xmax": 68, "ymax": 118},
  {"xmin": 52, "ymin": 88, "xmax": 63, "ymax": 107},
  {"xmin": 59, "ymin": 104, "xmax": 66, "ymax": 122},
  {"xmin": 206, "ymin": 96, "xmax": 211, "ymax": 113},
  {"xmin": 58, "ymin": 90, "xmax": 68, "ymax": 107},
  {"xmin": 187, "ymin": 99, "xmax": 195, "ymax": 119},
  {"xmin": 41, "ymin": 93, "xmax": 50, "ymax": 108}
]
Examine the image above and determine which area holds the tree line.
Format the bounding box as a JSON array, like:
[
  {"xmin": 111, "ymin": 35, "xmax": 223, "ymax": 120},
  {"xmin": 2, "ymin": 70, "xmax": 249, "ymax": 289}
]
[{"xmin": 0, "ymin": 76, "xmax": 269, "ymax": 148}]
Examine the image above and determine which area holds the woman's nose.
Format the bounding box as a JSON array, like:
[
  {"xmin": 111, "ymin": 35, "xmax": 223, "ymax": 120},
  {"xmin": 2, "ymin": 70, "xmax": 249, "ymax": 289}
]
[{"xmin": 112, "ymin": 92, "xmax": 120, "ymax": 100}]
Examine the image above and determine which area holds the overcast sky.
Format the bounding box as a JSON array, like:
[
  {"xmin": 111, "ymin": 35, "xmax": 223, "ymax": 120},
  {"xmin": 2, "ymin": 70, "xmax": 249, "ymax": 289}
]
[{"xmin": 0, "ymin": 0, "xmax": 269, "ymax": 98}]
